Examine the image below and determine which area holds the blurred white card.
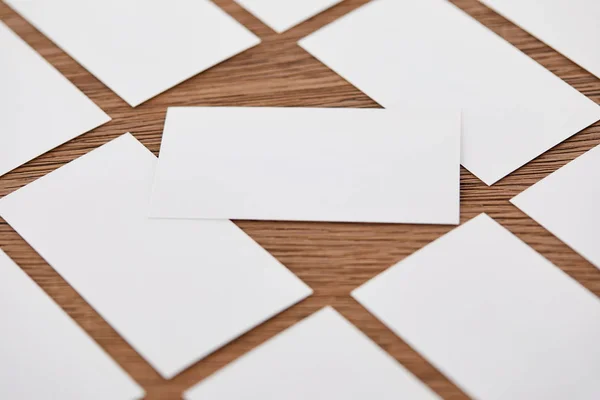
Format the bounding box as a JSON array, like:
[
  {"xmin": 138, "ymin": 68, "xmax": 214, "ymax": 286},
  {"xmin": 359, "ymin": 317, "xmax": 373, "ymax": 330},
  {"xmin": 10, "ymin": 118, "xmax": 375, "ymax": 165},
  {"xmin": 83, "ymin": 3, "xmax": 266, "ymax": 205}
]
[
  {"xmin": 0, "ymin": 249, "xmax": 144, "ymax": 400},
  {"xmin": 480, "ymin": 0, "xmax": 600, "ymax": 80},
  {"xmin": 299, "ymin": 0, "xmax": 600, "ymax": 185},
  {"xmin": 149, "ymin": 107, "xmax": 460, "ymax": 224},
  {"xmin": 0, "ymin": 133, "xmax": 312, "ymax": 380},
  {"xmin": 234, "ymin": 0, "xmax": 342, "ymax": 32},
  {"xmin": 184, "ymin": 307, "xmax": 440, "ymax": 400},
  {"xmin": 4, "ymin": 0, "xmax": 260, "ymax": 107},
  {"xmin": 353, "ymin": 214, "xmax": 600, "ymax": 400},
  {"xmin": 0, "ymin": 21, "xmax": 109, "ymax": 177},
  {"xmin": 512, "ymin": 144, "xmax": 600, "ymax": 270}
]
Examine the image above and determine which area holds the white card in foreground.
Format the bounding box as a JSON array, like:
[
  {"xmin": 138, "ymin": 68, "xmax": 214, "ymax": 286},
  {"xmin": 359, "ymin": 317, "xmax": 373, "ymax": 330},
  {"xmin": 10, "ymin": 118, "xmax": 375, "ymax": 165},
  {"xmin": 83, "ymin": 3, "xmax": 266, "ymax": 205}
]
[
  {"xmin": 511, "ymin": 144, "xmax": 600, "ymax": 270},
  {"xmin": 184, "ymin": 307, "xmax": 440, "ymax": 400},
  {"xmin": 299, "ymin": 0, "xmax": 600, "ymax": 185},
  {"xmin": 234, "ymin": 0, "xmax": 342, "ymax": 33},
  {"xmin": 0, "ymin": 21, "xmax": 109, "ymax": 177},
  {"xmin": 0, "ymin": 133, "xmax": 312, "ymax": 379},
  {"xmin": 150, "ymin": 107, "xmax": 460, "ymax": 224},
  {"xmin": 4, "ymin": 0, "xmax": 260, "ymax": 107},
  {"xmin": 0, "ymin": 249, "xmax": 144, "ymax": 400},
  {"xmin": 480, "ymin": 0, "xmax": 600, "ymax": 80},
  {"xmin": 353, "ymin": 214, "xmax": 600, "ymax": 400}
]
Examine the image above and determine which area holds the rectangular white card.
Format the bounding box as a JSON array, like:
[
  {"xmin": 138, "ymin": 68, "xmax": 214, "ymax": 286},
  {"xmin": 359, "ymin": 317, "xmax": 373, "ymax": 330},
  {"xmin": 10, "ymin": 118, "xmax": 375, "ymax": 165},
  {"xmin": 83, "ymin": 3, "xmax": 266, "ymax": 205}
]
[
  {"xmin": 149, "ymin": 107, "xmax": 460, "ymax": 225},
  {"xmin": 480, "ymin": 0, "xmax": 600, "ymax": 80},
  {"xmin": 184, "ymin": 307, "xmax": 440, "ymax": 400},
  {"xmin": 512, "ymin": 144, "xmax": 600, "ymax": 270},
  {"xmin": 0, "ymin": 249, "xmax": 144, "ymax": 400},
  {"xmin": 0, "ymin": 21, "xmax": 109, "ymax": 177},
  {"xmin": 234, "ymin": 0, "xmax": 343, "ymax": 33},
  {"xmin": 299, "ymin": 0, "xmax": 600, "ymax": 185},
  {"xmin": 352, "ymin": 214, "xmax": 600, "ymax": 400},
  {"xmin": 0, "ymin": 133, "xmax": 312, "ymax": 380},
  {"xmin": 4, "ymin": 0, "xmax": 260, "ymax": 107}
]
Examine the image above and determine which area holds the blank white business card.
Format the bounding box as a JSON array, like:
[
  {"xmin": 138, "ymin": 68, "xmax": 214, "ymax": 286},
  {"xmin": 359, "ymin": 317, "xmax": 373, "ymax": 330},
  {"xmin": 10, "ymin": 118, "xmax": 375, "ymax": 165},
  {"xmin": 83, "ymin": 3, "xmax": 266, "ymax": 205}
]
[
  {"xmin": 234, "ymin": 0, "xmax": 343, "ymax": 33},
  {"xmin": 480, "ymin": 0, "xmax": 600, "ymax": 80},
  {"xmin": 0, "ymin": 249, "xmax": 144, "ymax": 400},
  {"xmin": 0, "ymin": 133, "xmax": 312, "ymax": 380},
  {"xmin": 299, "ymin": 0, "xmax": 600, "ymax": 185},
  {"xmin": 184, "ymin": 307, "xmax": 440, "ymax": 400},
  {"xmin": 149, "ymin": 107, "xmax": 460, "ymax": 225},
  {"xmin": 4, "ymin": 0, "xmax": 260, "ymax": 107},
  {"xmin": 353, "ymin": 214, "xmax": 600, "ymax": 400},
  {"xmin": 512, "ymin": 144, "xmax": 600, "ymax": 270},
  {"xmin": 0, "ymin": 21, "xmax": 109, "ymax": 177}
]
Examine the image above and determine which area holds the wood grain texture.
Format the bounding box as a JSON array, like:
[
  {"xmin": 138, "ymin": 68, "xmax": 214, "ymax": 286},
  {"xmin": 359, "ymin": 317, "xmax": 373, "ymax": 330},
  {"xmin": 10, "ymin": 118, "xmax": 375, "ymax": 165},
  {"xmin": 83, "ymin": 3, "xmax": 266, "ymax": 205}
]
[{"xmin": 1, "ymin": 0, "xmax": 599, "ymax": 398}]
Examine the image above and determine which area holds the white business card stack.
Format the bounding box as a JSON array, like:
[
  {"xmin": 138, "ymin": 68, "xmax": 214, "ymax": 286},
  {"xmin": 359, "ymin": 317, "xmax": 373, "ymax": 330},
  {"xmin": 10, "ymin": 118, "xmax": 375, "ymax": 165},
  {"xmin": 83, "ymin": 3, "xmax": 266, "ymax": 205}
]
[
  {"xmin": 2, "ymin": 0, "xmax": 600, "ymax": 398},
  {"xmin": 299, "ymin": 0, "xmax": 600, "ymax": 185},
  {"xmin": 353, "ymin": 214, "xmax": 600, "ymax": 399},
  {"xmin": 0, "ymin": 133, "xmax": 312, "ymax": 380},
  {"xmin": 4, "ymin": 0, "xmax": 260, "ymax": 107},
  {"xmin": 0, "ymin": 21, "xmax": 109, "ymax": 177},
  {"xmin": 0, "ymin": 249, "xmax": 144, "ymax": 400},
  {"xmin": 149, "ymin": 107, "xmax": 461, "ymax": 225},
  {"xmin": 512, "ymin": 144, "xmax": 600, "ymax": 270}
]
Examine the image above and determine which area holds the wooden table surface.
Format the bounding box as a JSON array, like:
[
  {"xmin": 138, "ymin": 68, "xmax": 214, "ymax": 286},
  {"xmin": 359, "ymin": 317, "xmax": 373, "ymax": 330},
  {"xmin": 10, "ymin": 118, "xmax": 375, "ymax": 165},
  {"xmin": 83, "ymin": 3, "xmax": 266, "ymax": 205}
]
[{"xmin": 1, "ymin": 0, "xmax": 599, "ymax": 398}]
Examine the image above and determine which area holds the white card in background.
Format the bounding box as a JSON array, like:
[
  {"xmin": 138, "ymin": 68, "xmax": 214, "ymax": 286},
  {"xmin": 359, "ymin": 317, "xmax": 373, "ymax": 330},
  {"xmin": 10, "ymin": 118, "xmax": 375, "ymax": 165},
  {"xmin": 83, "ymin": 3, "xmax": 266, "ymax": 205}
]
[
  {"xmin": 4, "ymin": 0, "xmax": 260, "ymax": 107},
  {"xmin": 480, "ymin": 0, "xmax": 600, "ymax": 80},
  {"xmin": 0, "ymin": 249, "xmax": 144, "ymax": 400},
  {"xmin": 512, "ymin": 144, "xmax": 600, "ymax": 270},
  {"xmin": 149, "ymin": 107, "xmax": 460, "ymax": 225},
  {"xmin": 352, "ymin": 214, "xmax": 600, "ymax": 400},
  {"xmin": 184, "ymin": 307, "xmax": 440, "ymax": 400},
  {"xmin": 0, "ymin": 21, "xmax": 109, "ymax": 177},
  {"xmin": 234, "ymin": 0, "xmax": 343, "ymax": 33},
  {"xmin": 299, "ymin": 0, "xmax": 600, "ymax": 185},
  {"xmin": 0, "ymin": 133, "xmax": 312, "ymax": 380}
]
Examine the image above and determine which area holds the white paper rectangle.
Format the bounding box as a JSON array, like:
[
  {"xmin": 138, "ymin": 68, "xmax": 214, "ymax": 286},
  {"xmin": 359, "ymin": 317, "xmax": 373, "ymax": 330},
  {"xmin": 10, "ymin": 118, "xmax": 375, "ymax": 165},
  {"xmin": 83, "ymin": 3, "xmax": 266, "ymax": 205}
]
[
  {"xmin": 149, "ymin": 107, "xmax": 460, "ymax": 225},
  {"xmin": 0, "ymin": 21, "xmax": 109, "ymax": 177},
  {"xmin": 299, "ymin": 0, "xmax": 600, "ymax": 185},
  {"xmin": 0, "ymin": 133, "xmax": 312, "ymax": 380},
  {"xmin": 511, "ymin": 144, "xmax": 600, "ymax": 270},
  {"xmin": 4, "ymin": 0, "xmax": 260, "ymax": 107},
  {"xmin": 480, "ymin": 0, "xmax": 600, "ymax": 80},
  {"xmin": 352, "ymin": 214, "xmax": 600, "ymax": 400},
  {"xmin": 0, "ymin": 249, "xmax": 144, "ymax": 400},
  {"xmin": 234, "ymin": 0, "xmax": 343, "ymax": 33},
  {"xmin": 184, "ymin": 307, "xmax": 440, "ymax": 400}
]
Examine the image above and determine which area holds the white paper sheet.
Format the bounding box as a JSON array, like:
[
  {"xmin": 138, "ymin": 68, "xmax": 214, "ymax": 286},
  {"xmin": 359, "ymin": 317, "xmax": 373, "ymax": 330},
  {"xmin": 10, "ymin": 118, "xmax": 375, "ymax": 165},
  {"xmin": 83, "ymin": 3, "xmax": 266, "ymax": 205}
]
[
  {"xmin": 480, "ymin": 0, "xmax": 600, "ymax": 80},
  {"xmin": 234, "ymin": 0, "xmax": 343, "ymax": 33},
  {"xmin": 0, "ymin": 133, "xmax": 312, "ymax": 380},
  {"xmin": 4, "ymin": 0, "xmax": 260, "ymax": 107},
  {"xmin": 0, "ymin": 21, "xmax": 109, "ymax": 177},
  {"xmin": 352, "ymin": 214, "xmax": 600, "ymax": 400},
  {"xmin": 511, "ymin": 144, "xmax": 600, "ymax": 270},
  {"xmin": 184, "ymin": 306, "xmax": 440, "ymax": 400},
  {"xmin": 0, "ymin": 249, "xmax": 144, "ymax": 400},
  {"xmin": 298, "ymin": 0, "xmax": 600, "ymax": 185},
  {"xmin": 149, "ymin": 107, "xmax": 460, "ymax": 224}
]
